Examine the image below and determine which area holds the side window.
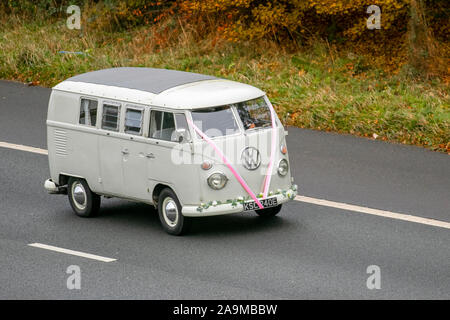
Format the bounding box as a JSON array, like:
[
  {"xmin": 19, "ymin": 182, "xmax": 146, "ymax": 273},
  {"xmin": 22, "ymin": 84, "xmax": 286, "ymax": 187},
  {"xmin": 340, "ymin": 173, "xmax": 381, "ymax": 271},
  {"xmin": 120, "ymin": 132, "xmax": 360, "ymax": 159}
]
[
  {"xmin": 175, "ymin": 113, "xmax": 191, "ymax": 141},
  {"xmin": 79, "ymin": 98, "xmax": 98, "ymax": 126},
  {"xmin": 125, "ymin": 107, "xmax": 143, "ymax": 135},
  {"xmin": 149, "ymin": 110, "xmax": 176, "ymax": 141},
  {"xmin": 149, "ymin": 110, "xmax": 163, "ymax": 139},
  {"xmin": 101, "ymin": 103, "xmax": 120, "ymax": 131}
]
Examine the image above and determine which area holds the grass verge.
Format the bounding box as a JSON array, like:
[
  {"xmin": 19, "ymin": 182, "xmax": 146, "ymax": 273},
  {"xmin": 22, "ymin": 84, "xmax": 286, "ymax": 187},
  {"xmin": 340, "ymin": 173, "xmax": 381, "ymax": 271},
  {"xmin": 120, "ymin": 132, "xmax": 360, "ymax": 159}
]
[{"xmin": 0, "ymin": 16, "xmax": 448, "ymax": 152}]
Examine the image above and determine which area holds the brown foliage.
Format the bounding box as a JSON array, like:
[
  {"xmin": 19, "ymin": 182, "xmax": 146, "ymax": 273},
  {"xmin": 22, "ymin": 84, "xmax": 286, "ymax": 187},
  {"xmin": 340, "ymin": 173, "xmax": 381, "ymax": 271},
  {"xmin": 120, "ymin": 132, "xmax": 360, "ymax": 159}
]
[{"xmin": 1, "ymin": 0, "xmax": 448, "ymax": 77}]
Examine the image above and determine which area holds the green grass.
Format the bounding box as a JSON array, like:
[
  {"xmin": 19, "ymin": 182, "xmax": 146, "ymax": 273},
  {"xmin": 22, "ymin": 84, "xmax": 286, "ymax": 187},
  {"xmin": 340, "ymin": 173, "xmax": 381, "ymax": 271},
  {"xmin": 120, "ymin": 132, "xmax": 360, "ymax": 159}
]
[{"xmin": 0, "ymin": 17, "xmax": 449, "ymax": 152}]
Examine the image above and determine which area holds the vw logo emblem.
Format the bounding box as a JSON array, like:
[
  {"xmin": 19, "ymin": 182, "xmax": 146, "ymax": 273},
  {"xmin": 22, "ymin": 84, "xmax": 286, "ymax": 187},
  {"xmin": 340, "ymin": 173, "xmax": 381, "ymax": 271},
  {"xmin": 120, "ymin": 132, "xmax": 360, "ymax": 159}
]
[{"xmin": 241, "ymin": 147, "xmax": 261, "ymax": 170}]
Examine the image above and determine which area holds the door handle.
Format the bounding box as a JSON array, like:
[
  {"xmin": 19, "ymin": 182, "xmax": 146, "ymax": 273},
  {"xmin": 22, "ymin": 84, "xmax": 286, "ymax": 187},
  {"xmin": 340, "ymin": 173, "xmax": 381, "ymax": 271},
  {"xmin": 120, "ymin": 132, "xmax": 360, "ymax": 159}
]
[
  {"xmin": 121, "ymin": 149, "xmax": 129, "ymax": 155},
  {"xmin": 146, "ymin": 153, "xmax": 155, "ymax": 159}
]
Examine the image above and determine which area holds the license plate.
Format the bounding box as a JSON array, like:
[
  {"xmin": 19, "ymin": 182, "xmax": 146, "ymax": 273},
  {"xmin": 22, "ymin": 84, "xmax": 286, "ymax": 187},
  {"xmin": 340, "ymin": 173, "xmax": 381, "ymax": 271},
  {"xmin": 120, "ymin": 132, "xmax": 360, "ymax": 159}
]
[{"xmin": 243, "ymin": 197, "xmax": 278, "ymax": 211}]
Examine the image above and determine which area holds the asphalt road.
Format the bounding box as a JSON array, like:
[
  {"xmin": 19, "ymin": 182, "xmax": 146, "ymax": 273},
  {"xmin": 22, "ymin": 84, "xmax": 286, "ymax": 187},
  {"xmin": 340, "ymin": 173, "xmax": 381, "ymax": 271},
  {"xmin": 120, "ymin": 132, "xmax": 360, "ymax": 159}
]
[{"xmin": 0, "ymin": 80, "xmax": 449, "ymax": 299}]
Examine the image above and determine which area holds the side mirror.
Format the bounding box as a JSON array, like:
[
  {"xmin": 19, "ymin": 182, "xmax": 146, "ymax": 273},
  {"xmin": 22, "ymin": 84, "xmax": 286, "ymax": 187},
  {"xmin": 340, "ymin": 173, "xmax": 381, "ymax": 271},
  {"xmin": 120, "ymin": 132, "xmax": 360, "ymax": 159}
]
[{"xmin": 171, "ymin": 128, "xmax": 189, "ymax": 143}]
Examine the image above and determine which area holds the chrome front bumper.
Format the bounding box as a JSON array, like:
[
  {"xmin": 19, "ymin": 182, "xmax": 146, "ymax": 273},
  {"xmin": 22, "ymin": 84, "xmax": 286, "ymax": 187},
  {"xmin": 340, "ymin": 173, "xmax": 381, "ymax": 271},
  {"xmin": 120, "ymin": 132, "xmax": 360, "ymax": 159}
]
[{"xmin": 182, "ymin": 186, "xmax": 297, "ymax": 217}]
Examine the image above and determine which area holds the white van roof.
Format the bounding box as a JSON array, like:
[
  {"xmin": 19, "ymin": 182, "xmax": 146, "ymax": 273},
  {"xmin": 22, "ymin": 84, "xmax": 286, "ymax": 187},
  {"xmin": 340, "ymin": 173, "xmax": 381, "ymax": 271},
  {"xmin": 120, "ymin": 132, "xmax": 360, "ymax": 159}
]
[{"xmin": 53, "ymin": 67, "xmax": 265, "ymax": 109}]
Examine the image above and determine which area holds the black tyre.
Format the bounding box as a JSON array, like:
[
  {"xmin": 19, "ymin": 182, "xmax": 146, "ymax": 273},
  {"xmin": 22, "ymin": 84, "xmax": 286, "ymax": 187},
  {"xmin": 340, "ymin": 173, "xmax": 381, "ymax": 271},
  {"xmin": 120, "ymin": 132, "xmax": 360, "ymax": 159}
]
[
  {"xmin": 67, "ymin": 177, "xmax": 101, "ymax": 217},
  {"xmin": 158, "ymin": 188, "xmax": 191, "ymax": 236},
  {"xmin": 255, "ymin": 204, "xmax": 282, "ymax": 217}
]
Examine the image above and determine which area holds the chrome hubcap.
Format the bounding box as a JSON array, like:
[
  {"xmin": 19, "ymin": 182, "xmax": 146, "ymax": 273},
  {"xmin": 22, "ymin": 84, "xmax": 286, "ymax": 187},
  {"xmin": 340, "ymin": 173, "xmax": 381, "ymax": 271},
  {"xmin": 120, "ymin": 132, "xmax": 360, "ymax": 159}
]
[
  {"xmin": 162, "ymin": 197, "xmax": 178, "ymax": 227},
  {"xmin": 72, "ymin": 182, "xmax": 87, "ymax": 210}
]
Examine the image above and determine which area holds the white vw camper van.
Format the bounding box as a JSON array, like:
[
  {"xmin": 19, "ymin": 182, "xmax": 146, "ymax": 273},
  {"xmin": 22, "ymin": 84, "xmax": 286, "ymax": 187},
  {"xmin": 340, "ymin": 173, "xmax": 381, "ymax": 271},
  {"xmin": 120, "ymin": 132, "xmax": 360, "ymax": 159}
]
[{"xmin": 44, "ymin": 67, "xmax": 297, "ymax": 235}]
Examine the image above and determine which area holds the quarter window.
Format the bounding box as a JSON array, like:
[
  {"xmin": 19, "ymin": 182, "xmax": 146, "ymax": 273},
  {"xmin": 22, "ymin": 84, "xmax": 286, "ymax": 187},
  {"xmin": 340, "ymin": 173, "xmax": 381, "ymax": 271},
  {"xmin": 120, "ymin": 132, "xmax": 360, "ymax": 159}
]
[
  {"xmin": 102, "ymin": 103, "xmax": 120, "ymax": 131},
  {"xmin": 79, "ymin": 98, "xmax": 98, "ymax": 126},
  {"xmin": 125, "ymin": 108, "xmax": 143, "ymax": 135}
]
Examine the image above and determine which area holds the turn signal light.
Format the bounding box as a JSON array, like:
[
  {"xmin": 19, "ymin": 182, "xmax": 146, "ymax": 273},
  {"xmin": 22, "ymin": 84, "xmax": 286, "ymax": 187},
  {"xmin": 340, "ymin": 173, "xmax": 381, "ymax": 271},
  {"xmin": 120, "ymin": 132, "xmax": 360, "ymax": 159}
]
[{"xmin": 201, "ymin": 161, "xmax": 212, "ymax": 170}]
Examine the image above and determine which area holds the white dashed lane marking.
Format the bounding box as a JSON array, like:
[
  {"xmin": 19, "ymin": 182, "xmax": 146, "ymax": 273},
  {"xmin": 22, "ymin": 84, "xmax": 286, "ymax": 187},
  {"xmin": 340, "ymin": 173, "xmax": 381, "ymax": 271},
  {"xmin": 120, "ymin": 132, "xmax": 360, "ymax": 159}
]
[{"xmin": 28, "ymin": 243, "xmax": 117, "ymax": 262}]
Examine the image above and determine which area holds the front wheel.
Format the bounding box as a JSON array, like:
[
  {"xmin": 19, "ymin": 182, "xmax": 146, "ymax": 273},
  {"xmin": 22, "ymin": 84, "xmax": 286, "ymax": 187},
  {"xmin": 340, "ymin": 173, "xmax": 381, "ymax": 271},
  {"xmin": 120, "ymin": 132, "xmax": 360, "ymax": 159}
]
[
  {"xmin": 158, "ymin": 188, "xmax": 191, "ymax": 236},
  {"xmin": 255, "ymin": 204, "xmax": 282, "ymax": 217},
  {"xmin": 68, "ymin": 177, "xmax": 101, "ymax": 217}
]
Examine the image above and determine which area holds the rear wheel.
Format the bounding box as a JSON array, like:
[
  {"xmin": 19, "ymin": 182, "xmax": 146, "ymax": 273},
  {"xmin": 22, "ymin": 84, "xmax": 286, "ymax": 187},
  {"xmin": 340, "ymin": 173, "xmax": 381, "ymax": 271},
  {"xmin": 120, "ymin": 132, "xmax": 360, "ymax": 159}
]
[
  {"xmin": 255, "ymin": 204, "xmax": 282, "ymax": 217},
  {"xmin": 68, "ymin": 177, "xmax": 101, "ymax": 217},
  {"xmin": 158, "ymin": 188, "xmax": 191, "ymax": 235}
]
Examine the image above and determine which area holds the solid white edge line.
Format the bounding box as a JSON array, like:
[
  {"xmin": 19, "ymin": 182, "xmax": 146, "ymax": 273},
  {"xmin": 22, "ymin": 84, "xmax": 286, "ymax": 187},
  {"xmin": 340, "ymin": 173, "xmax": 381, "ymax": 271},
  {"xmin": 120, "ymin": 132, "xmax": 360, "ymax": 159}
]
[
  {"xmin": 0, "ymin": 141, "xmax": 48, "ymax": 155},
  {"xmin": 295, "ymin": 195, "xmax": 450, "ymax": 230},
  {"xmin": 28, "ymin": 243, "xmax": 116, "ymax": 262}
]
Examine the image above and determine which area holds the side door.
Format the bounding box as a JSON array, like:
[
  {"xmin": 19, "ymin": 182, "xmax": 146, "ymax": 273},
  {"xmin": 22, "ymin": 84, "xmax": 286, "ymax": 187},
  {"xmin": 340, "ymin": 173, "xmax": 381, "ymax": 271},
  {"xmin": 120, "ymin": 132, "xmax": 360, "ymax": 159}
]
[
  {"xmin": 146, "ymin": 110, "xmax": 193, "ymax": 204},
  {"xmin": 121, "ymin": 105, "xmax": 150, "ymax": 201},
  {"xmin": 98, "ymin": 101, "xmax": 124, "ymax": 196}
]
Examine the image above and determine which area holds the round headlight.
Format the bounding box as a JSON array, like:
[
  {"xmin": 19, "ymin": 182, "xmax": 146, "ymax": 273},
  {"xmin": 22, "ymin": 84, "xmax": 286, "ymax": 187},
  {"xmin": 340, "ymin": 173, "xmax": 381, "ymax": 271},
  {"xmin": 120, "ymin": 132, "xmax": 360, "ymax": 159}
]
[
  {"xmin": 278, "ymin": 159, "xmax": 289, "ymax": 176},
  {"xmin": 207, "ymin": 172, "xmax": 228, "ymax": 190}
]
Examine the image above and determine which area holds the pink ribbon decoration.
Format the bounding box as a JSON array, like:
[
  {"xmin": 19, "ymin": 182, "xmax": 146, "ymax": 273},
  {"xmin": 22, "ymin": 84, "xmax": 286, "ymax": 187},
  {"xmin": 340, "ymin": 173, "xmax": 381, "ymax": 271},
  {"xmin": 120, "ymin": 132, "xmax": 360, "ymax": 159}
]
[
  {"xmin": 262, "ymin": 97, "xmax": 278, "ymax": 198},
  {"xmin": 188, "ymin": 119, "xmax": 264, "ymax": 210}
]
